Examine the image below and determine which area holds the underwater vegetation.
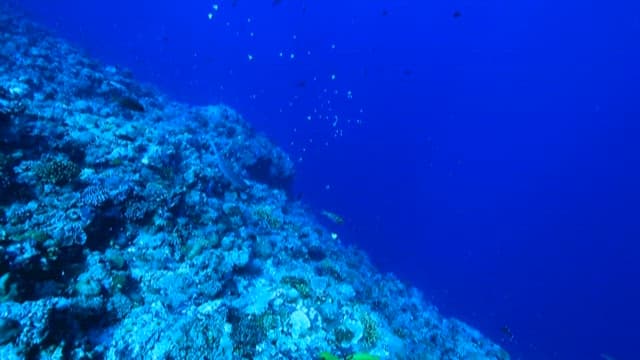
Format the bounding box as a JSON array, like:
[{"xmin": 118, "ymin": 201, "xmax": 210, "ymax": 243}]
[{"xmin": 0, "ymin": 6, "xmax": 509, "ymax": 360}]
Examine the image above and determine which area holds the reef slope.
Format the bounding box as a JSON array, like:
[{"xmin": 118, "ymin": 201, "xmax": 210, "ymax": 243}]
[{"xmin": 0, "ymin": 9, "xmax": 509, "ymax": 360}]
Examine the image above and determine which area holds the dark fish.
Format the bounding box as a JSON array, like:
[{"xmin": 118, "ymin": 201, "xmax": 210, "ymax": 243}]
[
  {"xmin": 452, "ymin": 10, "xmax": 462, "ymax": 18},
  {"xmin": 501, "ymin": 325, "xmax": 514, "ymax": 341},
  {"xmin": 118, "ymin": 96, "xmax": 145, "ymax": 112},
  {"xmin": 272, "ymin": 0, "xmax": 282, "ymax": 6},
  {"xmin": 381, "ymin": 9, "xmax": 389, "ymax": 16},
  {"xmin": 295, "ymin": 79, "xmax": 307, "ymax": 88}
]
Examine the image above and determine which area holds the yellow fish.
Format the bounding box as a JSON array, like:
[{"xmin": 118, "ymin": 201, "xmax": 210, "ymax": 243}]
[
  {"xmin": 319, "ymin": 352, "xmax": 340, "ymax": 360},
  {"xmin": 347, "ymin": 353, "xmax": 380, "ymax": 360}
]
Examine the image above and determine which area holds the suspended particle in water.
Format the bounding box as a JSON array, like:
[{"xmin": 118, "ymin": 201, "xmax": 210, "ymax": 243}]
[
  {"xmin": 347, "ymin": 90, "xmax": 353, "ymax": 99},
  {"xmin": 247, "ymin": 54, "xmax": 254, "ymax": 61},
  {"xmin": 330, "ymin": 74, "xmax": 336, "ymax": 80},
  {"xmin": 290, "ymin": 53, "xmax": 296, "ymax": 59},
  {"xmin": 212, "ymin": 4, "xmax": 219, "ymax": 11},
  {"xmin": 208, "ymin": 13, "xmax": 213, "ymax": 20}
]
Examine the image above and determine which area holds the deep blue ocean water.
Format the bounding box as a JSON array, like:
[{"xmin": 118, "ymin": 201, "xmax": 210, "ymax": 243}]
[{"xmin": 9, "ymin": 0, "xmax": 640, "ymax": 358}]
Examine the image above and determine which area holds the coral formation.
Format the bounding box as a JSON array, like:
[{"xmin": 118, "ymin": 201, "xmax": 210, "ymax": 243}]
[{"xmin": 0, "ymin": 6, "xmax": 509, "ymax": 360}]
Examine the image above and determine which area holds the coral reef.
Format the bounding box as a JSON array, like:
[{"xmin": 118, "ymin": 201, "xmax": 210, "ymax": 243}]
[{"xmin": 0, "ymin": 7, "xmax": 509, "ymax": 360}]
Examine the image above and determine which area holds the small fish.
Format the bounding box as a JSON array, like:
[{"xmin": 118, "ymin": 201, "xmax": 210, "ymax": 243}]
[
  {"xmin": 347, "ymin": 353, "xmax": 380, "ymax": 360},
  {"xmin": 381, "ymin": 8, "xmax": 390, "ymax": 16},
  {"xmin": 295, "ymin": 79, "xmax": 307, "ymax": 88},
  {"xmin": 501, "ymin": 325, "xmax": 514, "ymax": 341},
  {"xmin": 452, "ymin": 10, "xmax": 462, "ymax": 18},
  {"xmin": 321, "ymin": 210, "xmax": 344, "ymax": 225},
  {"xmin": 211, "ymin": 142, "xmax": 247, "ymax": 189},
  {"xmin": 117, "ymin": 96, "xmax": 145, "ymax": 112},
  {"xmin": 272, "ymin": 0, "xmax": 282, "ymax": 6}
]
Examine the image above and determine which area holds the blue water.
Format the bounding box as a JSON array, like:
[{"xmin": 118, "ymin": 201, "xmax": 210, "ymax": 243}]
[{"xmin": 12, "ymin": 0, "xmax": 640, "ymax": 358}]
